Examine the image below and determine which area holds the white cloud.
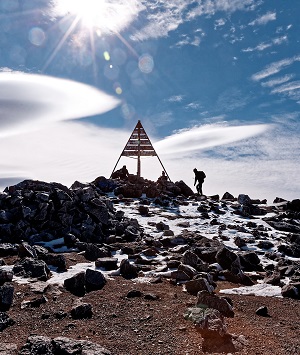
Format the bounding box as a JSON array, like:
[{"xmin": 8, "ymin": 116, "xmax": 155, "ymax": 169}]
[
  {"xmin": 167, "ymin": 95, "xmax": 184, "ymax": 102},
  {"xmin": 249, "ymin": 11, "xmax": 276, "ymax": 26},
  {"xmin": 261, "ymin": 74, "xmax": 294, "ymax": 88},
  {"xmin": 132, "ymin": 0, "xmax": 256, "ymax": 41},
  {"xmin": 155, "ymin": 123, "xmax": 269, "ymax": 155},
  {"xmin": 185, "ymin": 102, "xmax": 202, "ymax": 110},
  {"xmin": 251, "ymin": 55, "xmax": 300, "ymax": 81},
  {"xmin": 214, "ymin": 18, "xmax": 226, "ymax": 29},
  {"xmin": 242, "ymin": 36, "xmax": 287, "ymax": 53},
  {"xmin": 0, "ymin": 72, "xmax": 120, "ymax": 137},
  {"xmin": 187, "ymin": 0, "xmax": 255, "ymax": 19},
  {"xmin": 271, "ymin": 81, "xmax": 300, "ymax": 94}
]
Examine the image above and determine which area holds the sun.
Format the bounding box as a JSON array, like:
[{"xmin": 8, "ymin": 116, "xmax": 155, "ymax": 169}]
[{"xmin": 54, "ymin": 0, "xmax": 134, "ymax": 34}]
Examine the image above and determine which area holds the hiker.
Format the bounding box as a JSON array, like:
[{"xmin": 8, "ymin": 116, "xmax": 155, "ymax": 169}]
[
  {"xmin": 193, "ymin": 168, "xmax": 206, "ymax": 195},
  {"xmin": 120, "ymin": 165, "xmax": 129, "ymax": 179},
  {"xmin": 111, "ymin": 165, "xmax": 129, "ymax": 180},
  {"xmin": 156, "ymin": 171, "xmax": 168, "ymax": 191}
]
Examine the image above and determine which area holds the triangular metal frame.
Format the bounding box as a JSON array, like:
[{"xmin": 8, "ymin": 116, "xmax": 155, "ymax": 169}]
[{"xmin": 111, "ymin": 120, "xmax": 170, "ymax": 180}]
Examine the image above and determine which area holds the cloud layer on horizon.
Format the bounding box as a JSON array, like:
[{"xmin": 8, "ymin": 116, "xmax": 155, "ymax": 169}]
[{"xmin": 0, "ymin": 119, "xmax": 299, "ymax": 203}]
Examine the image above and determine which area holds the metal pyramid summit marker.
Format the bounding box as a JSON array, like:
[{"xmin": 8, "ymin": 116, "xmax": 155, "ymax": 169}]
[{"xmin": 111, "ymin": 120, "xmax": 170, "ymax": 180}]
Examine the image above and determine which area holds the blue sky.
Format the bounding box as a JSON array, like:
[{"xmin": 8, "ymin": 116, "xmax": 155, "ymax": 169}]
[{"xmin": 0, "ymin": 0, "xmax": 299, "ymax": 202}]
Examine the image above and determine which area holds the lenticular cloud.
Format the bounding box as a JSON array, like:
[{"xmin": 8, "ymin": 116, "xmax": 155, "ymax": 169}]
[
  {"xmin": 155, "ymin": 123, "xmax": 270, "ymax": 155},
  {"xmin": 0, "ymin": 71, "xmax": 120, "ymax": 137}
]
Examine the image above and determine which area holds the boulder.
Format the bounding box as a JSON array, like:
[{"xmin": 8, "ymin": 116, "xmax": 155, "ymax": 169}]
[
  {"xmin": 0, "ymin": 243, "xmax": 18, "ymax": 257},
  {"xmin": 0, "ymin": 284, "xmax": 14, "ymax": 311},
  {"xmin": 53, "ymin": 337, "xmax": 111, "ymax": 354},
  {"xmin": 12, "ymin": 258, "xmax": 50, "ymax": 280},
  {"xmin": 221, "ymin": 192, "xmax": 235, "ymax": 200},
  {"xmin": 64, "ymin": 271, "xmax": 86, "ymax": 296},
  {"xmin": 237, "ymin": 194, "xmax": 251, "ymax": 205},
  {"xmin": 85, "ymin": 244, "xmax": 111, "ymax": 261},
  {"xmin": 185, "ymin": 278, "xmax": 213, "ymax": 296},
  {"xmin": 95, "ymin": 257, "xmax": 118, "ymax": 270},
  {"xmin": 171, "ymin": 264, "xmax": 198, "ymax": 281},
  {"xmin": 281, "ymin": 283, "xmax": 300, "ymax": 299},
  {"xmin": 196, "ymin": 290, "xmax": 234, "ymax": 318},
  {"xmin": 0, "ymin": 269, "xmax": 13, "ymax": 285},
  {"xmin": 85, "ymin": 269, "xmax": 106, "ymax": 292},
  {"xmin": 0, "ymin": 311, "xmax": 15, "ymax": 332},
  {"xmin": 174, "ymin": 180, "xmax": 194, "ymax": 197},
  {"xmin": 216, "ymin": 247, "xmax": 241, "ymax": 272},
  {"xmin": 71, "ymin": 301, "xmax": 93, "ymax": 319},
  {"xmin": 119, "ymin": 259, "xmax": 138, "ymax": 279},
  {"xmin": 19, "ymin": 335, "xmax": 111, "ymax": 355},
  {"xmin": 181, "ymin": 250, "xmax": 208, "ymax": 271},
  {"xmin": 184, "ymin": 307, "xmax": 227, "ymax": 337}
]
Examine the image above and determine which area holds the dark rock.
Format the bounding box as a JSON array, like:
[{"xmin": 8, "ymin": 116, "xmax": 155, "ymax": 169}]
[
  {"xmin": 221, "ymin": 269, "xmax": 254, "ymax": 286},
  {"xmin": 21, "ymin": 295, "xmax": 47, "ymax": 309},
  {"xmin": 126, "ymin": 290, "xmax": 142, "ymax": 298},
  {"xmin": 196, "ymin": 290, "xmax": 234, "ymax": 318},
  {"xmin": 171, "ymin": 264, "xmax": 198, "ymax": 281},
  {"xmin": 12, "ymin": 257, "xmax": 50, "ymax": 280},
  {"xmin": 0, "ymin": 243, "xmax": 18, "ymax": 257},
  {"xmin": 18, "ymin": 242, "xmax": 37, "ymax": 258},
  {"xmin": 216, "ymin": 247, "xmax": 241, "ymax": 272},
  {"xmin": 174, "ymin": 180, "xmax": 194, "ymax": 197},
  {"xmin": 181, "ymin": 250, "xmax": 208, "ymax": 271},
  {"xmin": 287, "ymin": 199, "xmax": 300, "ymax": 212},
  {"xmin": 221, "ymin": 192, "xmax": 235, "ymax": 200},
  {"xmin": 144, "ymin": 293, "xmax": 159, "ymax": 300},
  {"xmin": 119, "ymin": 259, "xmax": 138, "ymax": 279},
  {"xmin": 138, "ymin": 205, "xmax": 149, "ymax": 216},
  {"xmin": 53, "ymin": 336, "xmax": 111, "ymax": 354},
  {"xmin": 184, "ymin": 307, "xmax": 227, "ymax": 337},
  {"xmin": 281, "ymin": 283, "xmax": 300, "ymax": 299},
  {"xmin": 0, "ymin": 269, "xmax": 13, "ymax": 285},
  {"xmin": 95, "ymin": 257, "xmax": 118, "ymax": 270},
  {"xmin": 237, "ymin": 194, "xmax": 251, "ymax": 205},
  {"xmin": 234, "ymin": 236, "xmax": 247, "ymax": 248},
  {"xmin": 43, "ymin": 254, "xmax": 67, "ymax": 272},
  {"xmin": 85, "ymin": 244, "xmax": 111, "ymax": 261},
  {"xmin": 85, "ymin": 269, "xmax": 106, "ymax": 292},
  {"xmin": 64, "ymin": 271, "xmax": 86, "ymax": 296},
  {"xmin": 255, "ymin": 306, "xmax": 269, "ymax": 317},
  {"xmin": 264, "ymin": 271, "xmax": 281, "ymax": 286},
  {"xmin": 0, "ymin": 284, "xmax": 14, "ymax": 311},
  {"xmin": 19, "ymin": 335, "xmax": 111, "ymax": 355},
  {"xmin": 54, "ymin": 310, "xmax": 67, "ymax": 320},
  {"xmin": 71, "ymin": 301, "xmax": 93, "ymax": 319},
  {"xmin": 257, "ymin": 240, "xmax": 274, "ymax": 250},
  {"xmin": 185, "ymin": 278, "xmax": 213, "ymax": 296},
  {"xmin": 239, "ymin": 251, "xmax": 263, "ymax": 272},
  {"xmin": 0, "ymin": 311, "xmax": 15, "ymax": 332}
]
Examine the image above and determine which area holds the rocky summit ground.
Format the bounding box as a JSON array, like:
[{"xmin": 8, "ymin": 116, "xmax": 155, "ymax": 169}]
[
  {"xmin": 0, "ymin": 259, "xmax": 300, "ymax": 355},
  {"xmin": 0, "ymin": 177, "xmax": 299, "ymax": 354}
]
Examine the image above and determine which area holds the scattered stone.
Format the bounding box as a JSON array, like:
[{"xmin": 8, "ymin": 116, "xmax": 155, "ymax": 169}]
[
  {"xmin": 196, "ymin": 290, "xmax": 234, "ymax": 318},
  {"xmin": 0, "ymin": 311, "xmax": 15, "ymax": 332},
  {"xmin": 126, "ymin": 289, "xmax": 142, "ymax": 298},
  {"xmin": 0, "ymin": 284, "xmax": 14, "ymax": 311},
  {"xmin": 64, "ymin": 271, "xmax": 86, "ymax": 297},
  {"xmin": 85, "ymin": 269, "xmax": 106, "ymax": 292},
  {"xmin": 71, "ymin": 301, "xmax": 93, "ymax": 319},
  {"xmin": 255, "ymin": 306, "xmax": 269, "ymax": 317},
  {"xmin": 120, "ymin": 259, "xmax": 138, "ymax": 279},
  {"xmin": 95, "ymin": 257, "xmax": 118, "ymax": 270}
]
